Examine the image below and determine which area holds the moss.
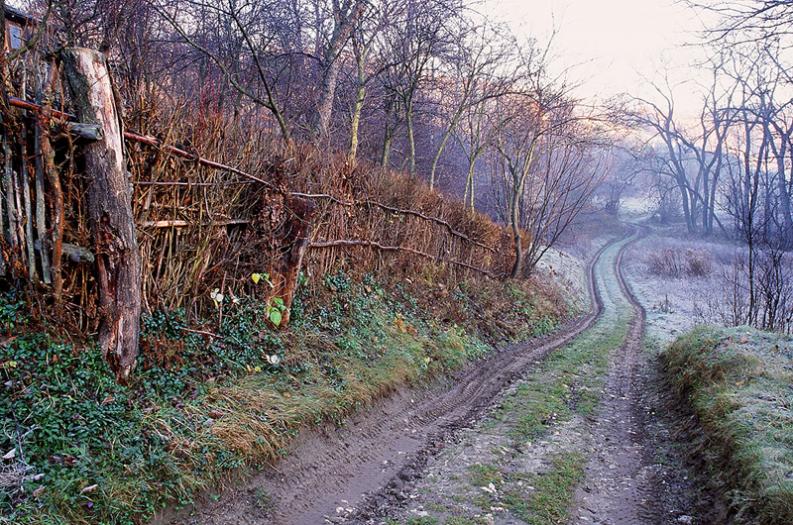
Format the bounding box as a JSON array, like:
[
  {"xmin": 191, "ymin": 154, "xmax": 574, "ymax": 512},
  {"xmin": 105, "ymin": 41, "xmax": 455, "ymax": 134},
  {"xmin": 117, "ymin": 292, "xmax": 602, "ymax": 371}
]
[{"xmin": 663, "ymin": 326, "xmax": 793, "ymax": 525}]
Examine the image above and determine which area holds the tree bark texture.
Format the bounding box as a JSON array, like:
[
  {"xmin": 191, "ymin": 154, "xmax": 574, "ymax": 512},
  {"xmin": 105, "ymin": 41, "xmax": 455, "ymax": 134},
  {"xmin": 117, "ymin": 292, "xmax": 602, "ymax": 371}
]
[{"xmin": 62, "ymin": 48, "xmax": 142, "ymax": 383}]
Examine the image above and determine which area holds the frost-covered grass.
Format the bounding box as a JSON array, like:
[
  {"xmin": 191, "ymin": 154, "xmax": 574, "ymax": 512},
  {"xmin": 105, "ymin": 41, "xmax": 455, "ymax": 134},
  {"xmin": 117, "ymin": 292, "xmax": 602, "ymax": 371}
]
[
  {"xmin": 663, "ymin": 326, "xmax": 793, "ymax": 525},
  {"xmin": 536, "ymin": 246, "xmax": 590, "ymax": 314},
  {"xmin": 624, "ymin": 232, "xmax": 739, "ymax": 343}
]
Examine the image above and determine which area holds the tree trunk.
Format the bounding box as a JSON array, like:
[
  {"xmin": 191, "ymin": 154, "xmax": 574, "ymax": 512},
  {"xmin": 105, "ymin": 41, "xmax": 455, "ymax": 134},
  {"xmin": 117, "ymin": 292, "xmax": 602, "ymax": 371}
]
[
  {"xmin": 316, "ymin": 56, "xmax": 344, "ymax": 141},
  {"xmin": 406, "ymin": 102, "xmax": 416, "ymax": 177},
  {"xmin": 775, "ymin": 138, "xmax": 793, "ymax": 245},
  {"xmin": 463, "ymin": 152, "xmax": 480, "ymax": 211},
  {"xmin": 381, "ymin": 121, "xmax": 394, "ymax": 168},
  {"xmin": 677, "ymin": 178, "xmax": 693, "ymax": 232},
  {"xmin": 348, "ymin": 82, "xmax": 365, "ymax": 163},
  {"xmin": 509, "ymin": 170, "xmax": 524, "ymax": 278},
  {"xmin": 429, "ymin": 122, "xmax": 456, "ymax": 190},
  {"xmin": 62, "ymin": 48, "xmax": 142, "ymax": 383},
  {"xmin": 316, "ymin": 2, "xmax": 364, "ymax": 140},
  {"xmin": 267, "ymin": 194, "xmax": 315, "ymax": 327}
]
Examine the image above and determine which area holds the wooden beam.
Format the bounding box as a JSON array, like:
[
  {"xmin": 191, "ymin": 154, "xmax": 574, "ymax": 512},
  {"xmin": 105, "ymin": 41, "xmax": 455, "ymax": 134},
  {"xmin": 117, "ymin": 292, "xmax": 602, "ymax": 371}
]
[{"xmin": 61, "ymin": 47, "xmax": 142, "ymax": 383}]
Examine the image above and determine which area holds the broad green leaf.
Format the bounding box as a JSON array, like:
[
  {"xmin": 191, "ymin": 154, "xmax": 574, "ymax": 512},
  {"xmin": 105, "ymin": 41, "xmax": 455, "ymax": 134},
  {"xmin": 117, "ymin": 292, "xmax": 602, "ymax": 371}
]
[{"xmin": 269, "ymin": 309, "xmax": 283, "ymax": 326}]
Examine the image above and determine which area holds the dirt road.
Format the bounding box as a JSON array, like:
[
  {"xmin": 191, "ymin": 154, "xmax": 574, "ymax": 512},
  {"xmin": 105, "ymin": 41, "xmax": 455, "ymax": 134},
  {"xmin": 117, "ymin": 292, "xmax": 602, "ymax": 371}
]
[{"xmin": 157, "ymin": 229, "xmax": 698, "ymax": 525}]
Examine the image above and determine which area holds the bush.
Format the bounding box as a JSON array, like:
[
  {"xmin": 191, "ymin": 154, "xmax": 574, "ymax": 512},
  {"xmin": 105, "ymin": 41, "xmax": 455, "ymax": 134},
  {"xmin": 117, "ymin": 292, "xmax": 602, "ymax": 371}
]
[{"xmin": 646, "ymin": 246, "xmax": 712, "ymax": 278}]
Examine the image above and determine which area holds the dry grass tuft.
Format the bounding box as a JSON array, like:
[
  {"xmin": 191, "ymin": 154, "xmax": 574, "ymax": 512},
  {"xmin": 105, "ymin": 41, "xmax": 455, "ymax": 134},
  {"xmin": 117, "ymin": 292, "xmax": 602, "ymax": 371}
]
[{"xmin": 646, "ymin": 245, "xmax": 713, "ymax": 278}]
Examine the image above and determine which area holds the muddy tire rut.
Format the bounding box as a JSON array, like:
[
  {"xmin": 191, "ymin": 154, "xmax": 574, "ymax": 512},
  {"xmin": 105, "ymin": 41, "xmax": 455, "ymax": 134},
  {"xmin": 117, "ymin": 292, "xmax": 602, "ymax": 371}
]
[
  {"xmin": 153, "ymin": 238, "xmax": 620, "ymax": 525},
  {"xmin": 570, "ymin": 226, "xmax": 698, "ymax": 525}
]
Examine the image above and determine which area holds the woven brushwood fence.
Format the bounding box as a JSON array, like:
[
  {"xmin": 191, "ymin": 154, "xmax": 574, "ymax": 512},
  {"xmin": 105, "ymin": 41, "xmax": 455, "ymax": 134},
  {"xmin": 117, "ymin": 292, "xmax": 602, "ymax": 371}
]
[{"xmin": 0, "ymin": 41, "xmax": 516, "ymax": 380}]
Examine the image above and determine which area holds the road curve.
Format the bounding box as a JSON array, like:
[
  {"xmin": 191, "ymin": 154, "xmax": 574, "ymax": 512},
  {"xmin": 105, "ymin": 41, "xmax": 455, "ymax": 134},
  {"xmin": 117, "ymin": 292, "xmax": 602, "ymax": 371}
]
[{"xmin": 154, "ymin": 233, "xmax": 629, "ymax": 525}]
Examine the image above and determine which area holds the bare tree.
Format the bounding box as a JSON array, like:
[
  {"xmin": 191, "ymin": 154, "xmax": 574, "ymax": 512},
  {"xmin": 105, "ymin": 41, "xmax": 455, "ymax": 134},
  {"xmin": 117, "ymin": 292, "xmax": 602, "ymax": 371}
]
[
  {"xmin": 154, "ymin": 0, "xmax": 293, "ymax": 143},
  {"xmin": 623, "ymin": 62, "xmax": 735, "ymax": 235},
  {"xmin": 490, "ymin": 41, "xmax": 598, "ymax": 277},
  {"xmin": 377, "ymin": 0, "xmax": 464, "ymax": 175},
  {"xmin": 426, "ymin": 20, "xmax": 515, "ymax": 189},
  {"xmin": 312, "ymin": 0, "xmax": 366, "ymax": 141},
  {"xmin": 346, "ymin": 0, "xmax": 406, "ymax": 163},
  {"xmin": 690, "ymin": 0, "xmax": 793, "ymax": 44}
]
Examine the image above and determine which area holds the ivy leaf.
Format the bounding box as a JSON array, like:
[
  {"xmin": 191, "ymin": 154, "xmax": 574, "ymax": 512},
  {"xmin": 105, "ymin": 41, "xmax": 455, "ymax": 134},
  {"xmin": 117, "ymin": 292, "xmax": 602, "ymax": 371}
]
[
  {"xmin": 251, "ymin": 273, "xmax": 262, "ymax": 284},
  {"xmin": 272, "ymin": 297, "xmax": 285, "ymax": 308},
  {"xmin": 269, "ymin": 309, "xmax": 283, "ymax": 326}
]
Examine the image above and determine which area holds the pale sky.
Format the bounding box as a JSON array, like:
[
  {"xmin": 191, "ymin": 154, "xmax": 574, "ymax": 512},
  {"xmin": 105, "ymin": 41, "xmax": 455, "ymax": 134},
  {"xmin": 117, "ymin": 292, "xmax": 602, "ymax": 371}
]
[{"xmin": 487, "ymin": 0, "xmax": 717, "ymax": 119}]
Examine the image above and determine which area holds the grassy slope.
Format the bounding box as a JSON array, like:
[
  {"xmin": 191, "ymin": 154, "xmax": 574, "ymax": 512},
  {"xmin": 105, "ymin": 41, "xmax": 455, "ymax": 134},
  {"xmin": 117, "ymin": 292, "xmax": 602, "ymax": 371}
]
[
  {"xmin": 663, "ymin": 326, "xmax": 793, "ymax": 525},
  {"xmin": 0, "ymin": 271, "xmax": 567, "ymax": 525}
]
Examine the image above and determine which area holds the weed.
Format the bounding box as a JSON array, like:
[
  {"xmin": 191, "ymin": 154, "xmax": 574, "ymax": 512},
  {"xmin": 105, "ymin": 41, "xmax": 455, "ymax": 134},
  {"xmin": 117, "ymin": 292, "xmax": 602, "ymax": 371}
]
[
  {"xmin": 467, "ymin": 463, "xmax": 502, "ymax": 488},
  {"xmin": 646, "ymin": 246, "xmax": 713, "ymax": 278},
  {"xmin": 502, "ymin": 453, "xmax": 585, "ymax": 525},
  {"xmin": 444, "ymin": 517, "xmax": 478, "ymax": 525},
  {"xmin": 252, "ymin": 487, "xmax": 272, "ymax": 512},
  {"xmin": 406, "ymin": 517, "xmax": 440, "ymax": 525}
]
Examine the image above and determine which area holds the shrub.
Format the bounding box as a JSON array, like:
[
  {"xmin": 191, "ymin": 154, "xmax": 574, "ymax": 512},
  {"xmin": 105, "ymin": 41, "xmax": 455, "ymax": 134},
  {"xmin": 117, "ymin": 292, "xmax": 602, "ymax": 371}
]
[{"xmin": 646, "ymin": 246, "xmax": 712, "ymax": 278}]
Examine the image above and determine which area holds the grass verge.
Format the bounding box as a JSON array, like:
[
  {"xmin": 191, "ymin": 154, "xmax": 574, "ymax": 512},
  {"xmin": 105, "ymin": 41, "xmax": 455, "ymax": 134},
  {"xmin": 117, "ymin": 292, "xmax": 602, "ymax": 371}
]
[
  {"xmin": 502, "ymin": 453, "xmax": 585, "ymax": 525},
  {"xmin": 0, "ymin": 270, "xmax": 566, "ymax": 525},
  {"xmin": 662, "ymin": 326, "xmax": 793, "ymax": 525},
  {"xmin": 467, "ymin": 301, "xmax": 631, "ymax": 524}
]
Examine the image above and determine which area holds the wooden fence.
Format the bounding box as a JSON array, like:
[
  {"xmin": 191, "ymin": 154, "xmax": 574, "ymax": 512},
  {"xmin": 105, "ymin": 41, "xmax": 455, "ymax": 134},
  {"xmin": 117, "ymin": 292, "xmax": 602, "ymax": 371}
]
[{"xmin": 0, "ymin": 46, "xmax": 509, "ymax": 382}]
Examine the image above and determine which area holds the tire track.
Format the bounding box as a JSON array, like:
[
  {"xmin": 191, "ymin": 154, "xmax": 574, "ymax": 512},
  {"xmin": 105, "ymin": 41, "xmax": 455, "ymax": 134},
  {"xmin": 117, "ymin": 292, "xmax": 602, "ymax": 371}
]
[
  {"xmin": 154, "ymin": 235, "xmax": 626, "ymax": 525},
  {"xmin": 567, "ymin": 225, "xmax": 652, "ymax": 524},
  {"xmin": 570, "ymin": 224, "xmax": 697, "ymax": 525}
]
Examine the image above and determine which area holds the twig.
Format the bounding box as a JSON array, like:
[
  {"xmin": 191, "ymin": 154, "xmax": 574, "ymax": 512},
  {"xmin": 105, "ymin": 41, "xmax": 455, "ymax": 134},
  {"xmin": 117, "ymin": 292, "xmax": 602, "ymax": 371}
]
[
  {"xmin": 180, "ymin": 327, "xmax": 218, "ymax": 339},
  {"xmin": 295, "ymin": 192, "xmax": 495, "ymax": 252}
]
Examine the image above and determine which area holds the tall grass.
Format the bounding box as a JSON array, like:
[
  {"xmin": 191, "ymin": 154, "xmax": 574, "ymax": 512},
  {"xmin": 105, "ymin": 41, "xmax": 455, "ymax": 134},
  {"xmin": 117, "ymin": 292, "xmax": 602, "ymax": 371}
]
[{"xmin": 663, "ymin": 326, "xmax": 793, "ymax": 525}]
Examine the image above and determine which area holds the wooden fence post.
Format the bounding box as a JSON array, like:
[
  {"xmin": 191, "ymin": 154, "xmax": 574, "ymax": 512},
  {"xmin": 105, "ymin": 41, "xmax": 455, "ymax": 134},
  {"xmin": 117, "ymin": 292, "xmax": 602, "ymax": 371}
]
[
  {"xmin": 269, "ymin": 194, "xmax": 315, "ymax": 327},
  {"xmin": 61, "ymin": 48, "xmax": 141, "ymax": 383}
]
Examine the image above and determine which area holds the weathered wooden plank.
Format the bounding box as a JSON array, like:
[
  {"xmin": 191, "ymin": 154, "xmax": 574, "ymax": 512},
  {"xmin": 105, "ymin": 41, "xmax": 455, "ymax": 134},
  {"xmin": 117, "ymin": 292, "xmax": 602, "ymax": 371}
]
[
  {"xmin": 20, "ymin": 143, "xmax": 37, "ymax": 280},
  {"xmin": 39, "ymin": 118, "xmax": 61, "ymax": 296},
  {"xmin": 65, "ymin": 122, "xmax": 103, "ymax": 141},
  {"xmin": 62, "ymin": 47, "xmax": 141, "ymax": 383},
  {"xmin": 33, "ymin": 111, "xmax": 50, "ymax": 283},
  {"xmin": 3, "ymin": 137, "xmax": 18, "ymax": 250}
]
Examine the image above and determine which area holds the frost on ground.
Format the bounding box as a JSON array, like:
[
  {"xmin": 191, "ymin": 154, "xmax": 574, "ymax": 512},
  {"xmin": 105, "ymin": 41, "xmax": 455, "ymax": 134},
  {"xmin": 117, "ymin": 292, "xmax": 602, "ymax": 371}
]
[
  {"xmin": 536, "ymin": 246, "xmax": 590, "ymax": 313},
  {"xmin": 370, "ymin": 239, "xmax": 634, "ymax": 525},
  {"xmin": 623, "ymin": 228, "xmax": 738, "ymax": 344},
  {"xmin": 537, "ymin": 233, "xmax": 617, "ymax": 315}
]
